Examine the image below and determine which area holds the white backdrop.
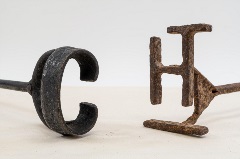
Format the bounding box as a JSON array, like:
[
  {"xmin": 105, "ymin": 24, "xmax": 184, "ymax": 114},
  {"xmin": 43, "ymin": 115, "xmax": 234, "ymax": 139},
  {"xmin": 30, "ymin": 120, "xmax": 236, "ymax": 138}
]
[
  {"xmin": 1, "ymin": 0, "xmax": 240, "ymax": 87},
  {"xmin": 1, "ymin": 1, "xmax": 240, "ymax": 159}
]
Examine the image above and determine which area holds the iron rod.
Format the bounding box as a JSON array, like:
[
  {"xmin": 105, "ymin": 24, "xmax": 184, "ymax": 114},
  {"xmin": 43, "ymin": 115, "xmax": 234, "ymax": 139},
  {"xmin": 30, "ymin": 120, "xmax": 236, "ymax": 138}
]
[
  {"xmin": 0, "ymin": 79, "xmax": 29, "ymax": 92},
  {"xmin": 215, "ymin": 83, "xmax": 240, "ymax": 95}
]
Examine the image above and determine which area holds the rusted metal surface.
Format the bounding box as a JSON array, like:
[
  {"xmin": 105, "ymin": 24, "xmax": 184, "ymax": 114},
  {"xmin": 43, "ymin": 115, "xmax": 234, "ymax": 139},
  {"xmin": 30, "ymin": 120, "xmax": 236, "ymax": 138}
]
[
  {"xmin": 0, "ymin": 47, "xmax": 99, "ymax": 136},
  {"xmin": 145, "ymin": 24, "xmax": 240, "ymax": 136},
  {"xmin": 143, "ymin": 119, "xmax": 208, "ymax": 136}
]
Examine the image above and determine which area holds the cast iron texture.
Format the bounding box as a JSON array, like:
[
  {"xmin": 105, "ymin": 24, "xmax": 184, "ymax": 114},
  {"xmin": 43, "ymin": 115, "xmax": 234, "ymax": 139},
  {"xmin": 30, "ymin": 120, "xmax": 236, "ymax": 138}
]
[
  {"xmin": 0, "ymin": 46, "xmax": 99, "ymax": 136},
  {"xmin": 144, "ymin": 24, "xmax": 240, "ymax": 136}
]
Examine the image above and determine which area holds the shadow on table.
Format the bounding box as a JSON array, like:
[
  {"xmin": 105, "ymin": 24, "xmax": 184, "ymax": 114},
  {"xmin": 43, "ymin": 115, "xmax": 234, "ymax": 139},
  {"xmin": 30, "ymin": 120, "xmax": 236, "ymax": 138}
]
[
  {"xmin": 0, "ymin": 101, "xmax": 33, "ymax": 113},
  {"xmin": 202, "ymin": 106, "xmax": 240, "ymax": 124}
]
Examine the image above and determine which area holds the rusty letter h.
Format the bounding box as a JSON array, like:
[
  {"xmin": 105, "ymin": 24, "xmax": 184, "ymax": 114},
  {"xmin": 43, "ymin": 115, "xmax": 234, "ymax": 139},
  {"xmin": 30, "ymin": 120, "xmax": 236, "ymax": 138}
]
[{"xmin": 144, "ymin": 24, "xmax": 240, "ymax": 136}]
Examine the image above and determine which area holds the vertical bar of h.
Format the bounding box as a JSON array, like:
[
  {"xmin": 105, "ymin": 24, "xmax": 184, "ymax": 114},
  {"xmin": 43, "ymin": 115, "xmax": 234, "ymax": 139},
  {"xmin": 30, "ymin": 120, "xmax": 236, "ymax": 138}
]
[{"xmin": 150, "ymin": 24, "xmax": 212, "ymax": 106}]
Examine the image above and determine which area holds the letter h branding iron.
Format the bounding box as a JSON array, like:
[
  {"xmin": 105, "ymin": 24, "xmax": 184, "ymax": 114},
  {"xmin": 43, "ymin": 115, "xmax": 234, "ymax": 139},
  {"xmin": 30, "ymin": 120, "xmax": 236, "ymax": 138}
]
[{"xmin": 144, "ymin": 24, "xmax": 240, "ymax": 136}]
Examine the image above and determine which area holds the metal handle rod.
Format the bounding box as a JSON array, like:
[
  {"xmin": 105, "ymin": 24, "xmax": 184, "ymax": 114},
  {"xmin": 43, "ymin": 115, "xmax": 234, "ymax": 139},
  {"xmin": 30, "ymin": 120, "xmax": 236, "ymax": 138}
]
[
  {"xmin": 215, "ymin": 82, "xmax": 240, "ymax": 95},
  {"xmin": 0, "ymin": 79, "xmax": 29, "ymax": 92}
]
